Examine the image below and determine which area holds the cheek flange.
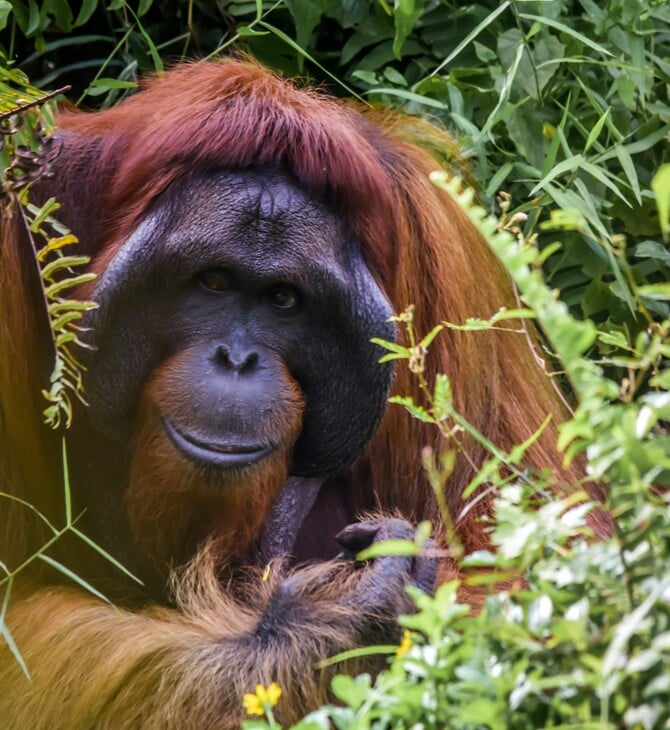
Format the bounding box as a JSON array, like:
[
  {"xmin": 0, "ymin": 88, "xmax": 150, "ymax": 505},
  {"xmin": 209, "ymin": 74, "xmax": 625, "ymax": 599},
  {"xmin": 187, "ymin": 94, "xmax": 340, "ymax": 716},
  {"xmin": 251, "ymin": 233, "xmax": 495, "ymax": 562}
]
[{"xmin": 81, "ymin": 172, "xmax": 395, "ymax": 478}]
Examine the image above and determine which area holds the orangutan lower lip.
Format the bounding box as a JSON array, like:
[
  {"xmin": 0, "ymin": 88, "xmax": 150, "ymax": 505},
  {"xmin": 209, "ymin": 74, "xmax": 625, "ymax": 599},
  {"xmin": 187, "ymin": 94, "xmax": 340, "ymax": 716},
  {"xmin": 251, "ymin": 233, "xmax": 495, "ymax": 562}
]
[{"xmin": 162, "ymin": 418, "xmax": 270, "ymax": 468}]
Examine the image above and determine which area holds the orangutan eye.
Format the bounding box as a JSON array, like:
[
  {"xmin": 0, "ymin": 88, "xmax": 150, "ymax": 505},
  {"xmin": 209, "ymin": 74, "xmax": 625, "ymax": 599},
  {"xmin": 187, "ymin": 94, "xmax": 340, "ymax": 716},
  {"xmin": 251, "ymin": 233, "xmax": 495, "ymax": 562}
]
[
  {"xmin": 199, "ymin": 268, "xmax": 236, "ymax": 292},
  {"xmin": 267, "ymin": 283, "xmax": 300, "ymax": 310}
]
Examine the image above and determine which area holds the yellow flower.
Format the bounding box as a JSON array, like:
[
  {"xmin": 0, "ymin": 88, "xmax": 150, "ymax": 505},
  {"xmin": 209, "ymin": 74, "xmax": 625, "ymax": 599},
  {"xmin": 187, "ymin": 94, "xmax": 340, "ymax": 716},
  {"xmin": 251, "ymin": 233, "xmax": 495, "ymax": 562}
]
[
  {"xmin": 242, "ymin": 693, "xmax": 264, "ymax": 717},
  {"xmin": 542, "ymin": 121, "xmax": 556, "ymax": 139},
  {"xmin": 243, "ymin": 683, "xmax": 282, "ymax": 716},
  {"xmin": 396, "ymin": 629, "xmax": 413, "ymax": 658}
]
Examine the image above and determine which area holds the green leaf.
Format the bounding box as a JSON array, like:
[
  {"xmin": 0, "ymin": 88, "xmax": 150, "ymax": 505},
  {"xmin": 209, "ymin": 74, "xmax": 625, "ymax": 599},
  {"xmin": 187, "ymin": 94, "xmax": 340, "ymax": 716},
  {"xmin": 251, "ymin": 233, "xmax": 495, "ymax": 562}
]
[
  {"xmin": 357, "ymin": 538, "xmax": 419, "ymax": 561},
  {"xmin": 530, "ymin": 155, "xmax": 588, "ymax": 197},
  {"xmin": 382, "ymin": 66, "xmax": 407, "ymax": 86},
  {"xmin": 351, "ymin": 69, "xmax": 378, "ymax": 86},
  {"xmin": 88, "ymin": 77, "xmax": 137, "ymax": 90},
  {"xmin": 519, "ymin": 13, "xmax": 613, "ymax": 58},
  {"xmin": 635, "ymin": 240, "xmax": 670, "ymax": 266},
  {"xmin": 285, "ymin": 0, "xmax": 325, "ymax": 70},
  {"xmin": 74, "ymin": 0, "xmax": 97, "ymax": 27},
  {"xmin": 317, "ymin": 644, "xmax": 396, "ymax": 669},
  {"xmin": 28, "ymin": 197, "xmax": 61, "ymax": 232},
  {"xmin": 584, "ymin": 107, "xmax": 609, "ymax": 153},
  {"xmin": 26, "ymin": 0, "xmax": 41, "ymax": 36},
  {"xmin": 44, "ymin": 273, "xmax": 97, "ymax": 298},
  {"xmin": 433, "ymin": 373, "xmax": 452, "ymax": 420},
  {"xmin": 392, "ymin": 0, "xmax": 425, "ymax": 60},
  {"xmin": 365, "ymin": 87, "xmax": 447, "ymax": 109},
  {"xmin": 508, "ymin": 415, "xmax": 551, "ymax": 463},
  {"xmin": 40, "ymin": 255, "xmax": 91, "ymax": 280},
  {"xmin": 444, "ymin": 308, "xmax": 535, "ymax": 331},
  {"xmin": 38, "ymin": 554, "xmax": 110, "ymax": 604},
  {"xmin": 419, "ymin": 324, "xmax": 443, "ymax": 349},
  {"xmin": 70, "ymin": 527, "xmax": 143, "ymax": 584},
  {"xmin": 371, "ymin": 338, "xmax": 409, "ymax": 357},
  {"xmin": 0, "ymin": 0, "xmax": 12, "ymax": 31},
  {"xmin": 638, "ymin": 283, "xmax": 670, "ymax": 301},
  {"xmin": 579, "ymin": 158, "xmax": 633, "ymax": 206},
  {"xmin": 330, "ymin": 674, "xmax": 371, "ymax": 709},
  {"xmin": 614, "ymin": 144, "xmax": 641, "ymax": 205},
  {"xmin": 49, "ymin": 0, "xmax": 73, "ymax": 31},
  {"xmin": 598, "ymin": 330, "xmax": 629, "ymax": 349},
  {"xmin": 257, "ymin": 21, "xmax": 363, "ymax": 101},
  {"xmin": 415, "ymin": 520, "xmax": 432, "ymax": 547},
  {"xmin": 389, "ymin": 395, "xmax": 433, "ymax": 423},
  {"xmin": 428, "ymin": 2, "xmax": 511, "ymax": 78},
  {"xmin": 235, "ymin": 25, "xmax": 269, "ymax": 37},
  {"xmin": 0, "ymin": 611, "xmax": 30, "ymax": 679},
  {"xmin": 652, "ymin": 164, "xmax": 670, "ymax": 241},
  {"xmin": 486, "ymin": 161, "xmax": 514, "ymax": 198}
]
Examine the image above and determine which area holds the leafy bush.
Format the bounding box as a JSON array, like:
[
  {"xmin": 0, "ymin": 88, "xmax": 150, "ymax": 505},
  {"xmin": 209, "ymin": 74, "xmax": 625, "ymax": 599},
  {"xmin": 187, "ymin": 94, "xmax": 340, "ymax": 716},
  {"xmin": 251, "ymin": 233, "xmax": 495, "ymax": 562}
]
[
  {"xmin": 236, "ymin": 176, "xmax": 670, "ymax": 729},
  {"xmin": 3, "ymin": 1, "xmax": 668, "ymax": 353}
]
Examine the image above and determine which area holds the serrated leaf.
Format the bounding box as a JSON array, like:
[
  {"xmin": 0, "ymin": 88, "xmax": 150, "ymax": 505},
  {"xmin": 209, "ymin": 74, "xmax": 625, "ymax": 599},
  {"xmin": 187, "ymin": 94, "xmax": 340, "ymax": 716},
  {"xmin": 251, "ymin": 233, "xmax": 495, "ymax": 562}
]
[{"xmin": 433, "ymin": 373, "xmax": 452, "ymax": 420}]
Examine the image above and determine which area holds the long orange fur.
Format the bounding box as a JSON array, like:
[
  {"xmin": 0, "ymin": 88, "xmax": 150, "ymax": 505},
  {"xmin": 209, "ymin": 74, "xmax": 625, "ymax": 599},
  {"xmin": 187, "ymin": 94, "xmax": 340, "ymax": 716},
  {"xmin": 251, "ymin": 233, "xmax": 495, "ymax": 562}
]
[{"xmin": 0, "ymin": 59, "xmax": 608, "ymax": 727}]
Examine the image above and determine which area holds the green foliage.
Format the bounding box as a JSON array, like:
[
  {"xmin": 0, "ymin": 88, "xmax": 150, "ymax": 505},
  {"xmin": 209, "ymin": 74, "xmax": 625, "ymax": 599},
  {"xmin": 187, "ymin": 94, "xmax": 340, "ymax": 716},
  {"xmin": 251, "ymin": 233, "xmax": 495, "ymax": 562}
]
[
  {"xmin": 0, "ymin": 61, "xmax": 140, "ymax": 673},
  {"xmin": 0, "ymin": 64, "xmax": 96, "ymax": 428},
  {"xmin": 3, "ymin": 1, "xmax": 667, "ymax": 372},
  {"xmin": 242, "ymin": 178, "xmax": 670, "ymax": 730}
]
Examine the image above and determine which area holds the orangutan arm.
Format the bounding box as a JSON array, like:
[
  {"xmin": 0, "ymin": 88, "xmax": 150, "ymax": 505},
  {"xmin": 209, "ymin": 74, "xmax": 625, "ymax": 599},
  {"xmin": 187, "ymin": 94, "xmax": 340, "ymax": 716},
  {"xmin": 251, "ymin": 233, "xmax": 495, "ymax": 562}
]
[{"xmin": 0, "ymin": 518, "xmax": 435, "ymax": 730}]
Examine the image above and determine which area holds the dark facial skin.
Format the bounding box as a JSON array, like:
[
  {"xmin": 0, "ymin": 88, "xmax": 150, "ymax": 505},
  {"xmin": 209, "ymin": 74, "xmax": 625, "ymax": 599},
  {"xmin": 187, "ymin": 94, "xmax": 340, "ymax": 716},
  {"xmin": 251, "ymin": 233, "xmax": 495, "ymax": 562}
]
[{"xmin": 82, "ymin": 170, "xmax": 395, "ymax": 478}]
